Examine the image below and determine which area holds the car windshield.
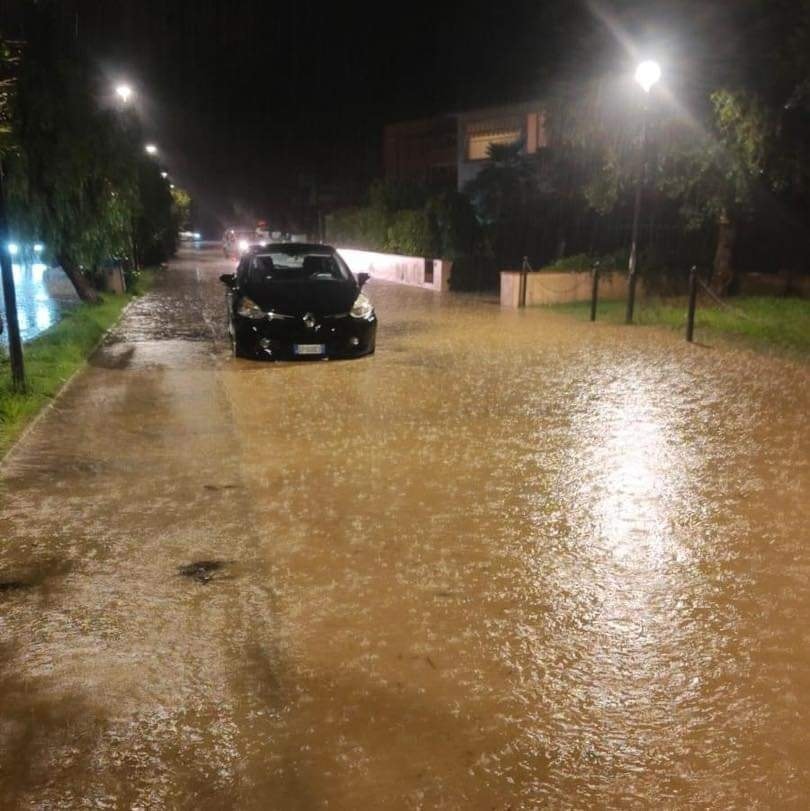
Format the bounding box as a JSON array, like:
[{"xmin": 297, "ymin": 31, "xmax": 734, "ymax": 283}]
[{"xmin": 250, "ymin": 251, "xmax": 351, "ymax": 282}]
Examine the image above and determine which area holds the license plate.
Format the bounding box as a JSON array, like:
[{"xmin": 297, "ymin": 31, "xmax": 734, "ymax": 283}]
[{"xmin": 294, "ymin": 344, "xmax": 325, "ymax": 356}]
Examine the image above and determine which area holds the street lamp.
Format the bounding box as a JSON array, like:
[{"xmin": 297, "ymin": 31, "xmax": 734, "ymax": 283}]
[
  {"xmin": 626, "ymin": 59, "xmax": 661, "ymax": 324},
  {"xmin": 160, "ymin": 171, "xmax": 168, "ymax": 179},
  {"xmin": 634, "ymin": 60, "xmax": 661, "ymax": 94},
  {"xmin": 115, "ymin": 83, "xmax": 133, "ymax": 104},
  {"xmin": 145, "ymin": 143, "xmax": 158, "ymax": 156}
]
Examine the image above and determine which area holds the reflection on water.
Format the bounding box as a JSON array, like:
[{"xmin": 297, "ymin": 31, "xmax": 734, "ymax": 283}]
[{"xmin": 0, "ymin": 262, "xmax": 79, "ymax": 344}]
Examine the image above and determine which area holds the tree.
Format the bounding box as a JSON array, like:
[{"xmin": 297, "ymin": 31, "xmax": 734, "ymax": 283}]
[
  {"xmin": 131, "ymin": 162, "xmax": 179, "ymax": 268},
  {"xmin": 2, "ymin": 4, "xmax": 185, "ymax": 301},
  {"xmin": 660, "ymin": 90, "xmax": 773, "ymax": 294},
  {"xmin": 549, "ymin": 73, "xmax": 777, "ymax": 293},
  {"xmin": 463, "ymin": 140, "xmax": 547, "ymax": 266},
  {"xmin": 4, "ymin": 16, "xmax": 136, "ymax": 301}
]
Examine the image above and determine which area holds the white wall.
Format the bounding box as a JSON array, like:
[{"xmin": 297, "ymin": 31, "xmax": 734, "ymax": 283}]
[{"xmin": 338, "ymin": 249, "xmax": 450, "ymax": 292}]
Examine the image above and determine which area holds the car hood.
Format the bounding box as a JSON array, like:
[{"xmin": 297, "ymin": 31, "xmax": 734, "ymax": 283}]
[{"xmin": 241, "ymin": 280, "xmax": 359, "ymax": 316}]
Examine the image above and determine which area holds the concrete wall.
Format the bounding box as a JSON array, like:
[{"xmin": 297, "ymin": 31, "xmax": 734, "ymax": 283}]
[
  {"xmin": 338, "ymin": 248, "xmax": 451, "ymax": 292},
  {"xmin": 501, "ymin": 270, "xmax": 633, "ymax": 308}
]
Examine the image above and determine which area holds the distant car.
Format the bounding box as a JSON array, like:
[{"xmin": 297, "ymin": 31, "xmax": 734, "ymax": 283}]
[
  {"xmin": 219, "ymin": 243, "xmax": 377, "ymax": 360},
  {"xmin": 179, "ymin": 230, "xmax": 202, "ymax": 242},
  {"xmin": 222, "ymin": 228, "xmax": 256, "ymax": 258}
]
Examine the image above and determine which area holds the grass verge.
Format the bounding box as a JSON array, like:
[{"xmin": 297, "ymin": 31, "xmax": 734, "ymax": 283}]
[
  {"xmin": 0, "ymin": 269, "xmax": 156, "ymax": 458},
  {"xmin": 551, "ymin": 295, "xmax": 810, "ymax": 357}
]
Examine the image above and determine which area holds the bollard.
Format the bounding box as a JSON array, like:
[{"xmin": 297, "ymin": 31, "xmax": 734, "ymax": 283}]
[
  {"xmin": 589, "ymin": 262, "xmax": 600, "ymax": 322},
  {"xmin": 686, "ymin": 265, "xmax": 698, "ymax": 343},
  {"xmin": 519, "ymin": 256, "xmax": 530, "ymax": 308}
]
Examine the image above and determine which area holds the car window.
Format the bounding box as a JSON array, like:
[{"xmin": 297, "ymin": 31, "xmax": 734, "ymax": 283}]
[{"xmin": 249, "ymin": 252, "xmax": 350, "ymax": 282}]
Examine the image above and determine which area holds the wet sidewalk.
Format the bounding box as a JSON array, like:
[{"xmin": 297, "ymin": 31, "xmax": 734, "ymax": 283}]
[{"xmin": 1, "ymin": 248, "xmax": 809, "ymax": 808}]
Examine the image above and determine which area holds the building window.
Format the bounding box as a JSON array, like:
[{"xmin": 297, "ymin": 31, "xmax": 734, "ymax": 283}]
[
  {"xmin": 467, "ymin": 130, "xmax": 521, "ymax": 160},
  {"xmin": 465, "ymin": 117, "xmax": 523, "ymax": 161}
]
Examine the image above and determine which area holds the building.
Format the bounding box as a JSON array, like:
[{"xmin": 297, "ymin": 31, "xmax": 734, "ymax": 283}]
[
  {"xmin": 383, "ymin": 99, "xmax": 547, "ymax": 192},
  {"xmin": 383, "ymin": 115, "xmax": 457, "ymax": 189},
  {"xmin": 455, "ymin": 100, "xmax": 547, "ymax": 189}
]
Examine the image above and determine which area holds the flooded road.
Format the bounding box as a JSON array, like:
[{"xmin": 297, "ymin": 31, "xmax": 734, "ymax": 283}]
[{"xmin": 1, "ymin": 248, "xmax": 809, "ymax": 808}]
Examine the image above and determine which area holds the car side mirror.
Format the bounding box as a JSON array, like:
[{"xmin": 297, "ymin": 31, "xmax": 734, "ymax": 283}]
[
  {"xmin": 219, "ymin": 273, "xmax": 235, "ymax": 286},
  {"xmin": 357, "ymin": 272, "xmax": 370, "ymax": 289}
]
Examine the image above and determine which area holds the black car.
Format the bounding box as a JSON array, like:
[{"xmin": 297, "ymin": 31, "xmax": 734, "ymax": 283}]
[{"xmin": 219, "ymin": 243, "xmax": 377, "ymax": 360}]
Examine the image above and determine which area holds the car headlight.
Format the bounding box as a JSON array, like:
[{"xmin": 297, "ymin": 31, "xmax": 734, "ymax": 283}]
[
  {"xmin": 350, "ymin": 293, "xmax": 374, "ymax": 319},
  {"xmin": 237, "ymin": 295, "xmax": 265, "ymax": 319},
  {"xmin": 238, "ymin": 239, "xmax": 250, "ymax": 252}
]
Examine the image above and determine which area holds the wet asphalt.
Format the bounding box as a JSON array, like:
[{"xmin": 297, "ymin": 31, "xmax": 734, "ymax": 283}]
[{"xmin": 1, "ymin": 248, "xmax": 809, "ymax": 808}]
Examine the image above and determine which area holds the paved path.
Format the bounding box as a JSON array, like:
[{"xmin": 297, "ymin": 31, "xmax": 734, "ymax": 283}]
[{"xmin": 1, "ymin": 248, "xmax": 809, "ymax": 808}]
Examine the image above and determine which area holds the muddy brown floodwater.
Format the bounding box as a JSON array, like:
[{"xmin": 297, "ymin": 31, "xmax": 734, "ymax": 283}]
[{"xmin": 1, "ymin": 248, "xmax": 809, "ymax": 808}]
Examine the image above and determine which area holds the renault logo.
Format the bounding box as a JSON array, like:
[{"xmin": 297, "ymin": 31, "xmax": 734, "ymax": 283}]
[{"xmin": 303, "ymin": 312, "xmax": 317, "ymax": 330}]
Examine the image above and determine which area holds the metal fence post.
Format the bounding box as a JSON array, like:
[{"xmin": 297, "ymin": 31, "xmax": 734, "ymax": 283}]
[
  {"xmin": 519, "ymin": 256, "xmax": 530, "ymax": 308},
  {"xmin": 589, "ymin": 261, "xmax": 600, "ymax": 322},
  {"xmin": 686, "ymin": 265, "xmax": 698, "ymax": 343}
]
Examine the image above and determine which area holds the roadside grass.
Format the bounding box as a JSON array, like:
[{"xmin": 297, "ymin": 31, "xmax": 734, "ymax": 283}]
[
  {"xmin": 551, "ymin": 295, "xmax": 810, "ymax": 357},
  {"xmin": 0, "ymin": 269, "xmax": 156, "ymax": 458}
]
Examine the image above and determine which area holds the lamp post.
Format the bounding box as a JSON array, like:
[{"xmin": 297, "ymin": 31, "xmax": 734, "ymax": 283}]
[{"xmin": 626, "ymin": 59, "xmax": 661, "ymax": 324}]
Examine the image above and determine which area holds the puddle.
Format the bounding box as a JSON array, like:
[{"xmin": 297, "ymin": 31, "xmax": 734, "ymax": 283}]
[
  {"xmin": 91, "ymin": 345, "xmax": 136, "ymax": 370},
  {"xmin": 0, "ymin": 580, "xmax": 31, "ymax": 594},
  {"xmin": 0, "ymin": 558, "xmax": 73, "ymax": 596},
  {"xmin": 176, "ymin": 560, "xmax": 229, "ymax": 584}
]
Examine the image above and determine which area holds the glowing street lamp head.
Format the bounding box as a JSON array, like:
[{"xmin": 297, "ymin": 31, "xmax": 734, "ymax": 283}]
[
  {"xmin": 635, "ymin": 60, "xmax": 661, "ymax": 93},
  {"xmin": 7, "ymin": 242, "xmax": 19, "ymax": 256},
  {"xmin": 145, "ymin": 143, "xmax": 158, "ymax": 156},
  {"xmin": 160, "ymin": 171, "xmax": 168, "ymax": 179},
  {"xmin": 115, "ymin": 83, "xmax": 133, "ymax": 103}
]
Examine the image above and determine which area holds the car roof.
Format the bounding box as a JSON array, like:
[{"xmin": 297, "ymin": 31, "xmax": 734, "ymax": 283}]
[{"xmin": 248, "ymin": 242, "xmax": 336, "ymax": 255}]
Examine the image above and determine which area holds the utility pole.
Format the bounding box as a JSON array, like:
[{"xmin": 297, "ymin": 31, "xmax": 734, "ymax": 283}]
[{"xmin": 0, "ymin": 159, "xmax": 25, "ymax": 391}]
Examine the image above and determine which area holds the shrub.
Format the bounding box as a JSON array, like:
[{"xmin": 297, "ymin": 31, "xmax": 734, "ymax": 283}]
[{"xmin": 385, "ymin": 209, "xmax": 430, "ymax": 255}]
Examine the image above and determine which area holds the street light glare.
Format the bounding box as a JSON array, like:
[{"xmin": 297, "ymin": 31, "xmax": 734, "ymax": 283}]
[
  {"xmin": 161, "ymin": 171, "xmax": 168, "ymax": 178},
  {"xmin": 635, "ymin": 60, "xmax": 661, "ymax": 93},
  {"xmin": 145, "ymin": 143, "xmax": 158, "ymax": 155},
  {"xmin": 115, "ymin": 83, "xmax": 133, "ymax": 103}
]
